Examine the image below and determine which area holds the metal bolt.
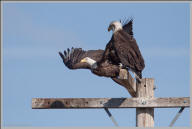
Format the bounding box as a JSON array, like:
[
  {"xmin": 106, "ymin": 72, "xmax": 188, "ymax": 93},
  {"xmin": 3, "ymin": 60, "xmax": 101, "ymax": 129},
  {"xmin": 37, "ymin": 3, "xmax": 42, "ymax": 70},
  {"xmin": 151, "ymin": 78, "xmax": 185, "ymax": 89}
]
[{"xmin": 141, "ymin": 100, "xmax": 146, "ymax": 105}]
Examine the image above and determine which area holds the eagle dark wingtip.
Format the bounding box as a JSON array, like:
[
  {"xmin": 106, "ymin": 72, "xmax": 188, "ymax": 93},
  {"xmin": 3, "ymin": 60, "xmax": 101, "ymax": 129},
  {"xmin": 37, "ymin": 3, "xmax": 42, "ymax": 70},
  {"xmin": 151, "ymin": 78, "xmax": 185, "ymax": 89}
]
[
  {"xmin": 58, "ymin": 52, "xmax": 64, "ymax": 60},
  {"xmin": 64, "ymin": 50, "xmax": 67, "ymax": 56},
  {"xmin": 67, "ymin": 48, "xmax": 70, "ymax": 54},
  {"xmin": 129, "ymin": 17, "xmax": 133, "ymax": 21},
  {"xmin": 122, "ymin": 18, "xmax": 134, "ymax": 36}
]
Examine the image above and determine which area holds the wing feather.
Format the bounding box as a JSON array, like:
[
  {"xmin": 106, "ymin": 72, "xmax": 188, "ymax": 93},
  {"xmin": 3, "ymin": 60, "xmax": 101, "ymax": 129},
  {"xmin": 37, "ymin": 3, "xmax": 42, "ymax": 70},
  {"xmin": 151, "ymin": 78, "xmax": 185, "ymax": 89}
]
[
  {"xmin": 59, "ymin": 48, "xmax": 104, "ymax": 69},
  {"xmin": 122, "ymin": 18, "xmax": 133, "ymax": 36},
  {"xmin": 113, "ymin": 31, "xmax": 145, "ymax": 76}
]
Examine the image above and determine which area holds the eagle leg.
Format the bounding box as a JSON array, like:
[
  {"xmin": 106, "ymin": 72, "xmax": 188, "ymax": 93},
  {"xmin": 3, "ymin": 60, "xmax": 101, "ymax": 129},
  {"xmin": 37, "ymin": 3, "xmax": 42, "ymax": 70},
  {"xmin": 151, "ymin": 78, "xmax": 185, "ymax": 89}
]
[{"xmin": 118, "ymin": 69, "xmax": 128, "ymax": 79}]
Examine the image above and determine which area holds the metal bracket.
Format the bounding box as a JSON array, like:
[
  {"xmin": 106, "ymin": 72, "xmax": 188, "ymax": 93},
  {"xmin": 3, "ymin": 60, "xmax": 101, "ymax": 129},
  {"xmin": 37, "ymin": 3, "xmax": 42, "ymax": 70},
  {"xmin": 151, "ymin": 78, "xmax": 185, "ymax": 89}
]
[
  {"xmin": 104, "ymin": 108, "xmax": 119, "ymax": 126},
  {"xmin": 169, "ymin": 107, "xmax": 185, "ymax": 127}
]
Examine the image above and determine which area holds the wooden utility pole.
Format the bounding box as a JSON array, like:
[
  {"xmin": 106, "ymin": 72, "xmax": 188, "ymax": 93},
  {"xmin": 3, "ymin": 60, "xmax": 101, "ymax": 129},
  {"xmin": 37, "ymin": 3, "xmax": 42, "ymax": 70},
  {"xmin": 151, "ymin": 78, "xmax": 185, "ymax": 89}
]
[
  {"xmin": 136, "ymin": 78, "xmax": 154, "ymax": 127},
  {"xmin": 32, "ymin": 70, "xmax": 190, "ymax": 127}
]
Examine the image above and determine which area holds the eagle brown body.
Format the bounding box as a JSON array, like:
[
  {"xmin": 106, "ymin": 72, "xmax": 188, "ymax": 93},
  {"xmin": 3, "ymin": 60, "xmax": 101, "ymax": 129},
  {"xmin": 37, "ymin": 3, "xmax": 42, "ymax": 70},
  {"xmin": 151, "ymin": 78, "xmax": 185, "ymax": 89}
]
[
  {"xmin": 59, "ymin": 19, "xmax": 145, "ymax": 79},
  {"xmin": 59, "ymin": 48, "xmax": 129, "ymax": 88},
  {"xmin": 98, "ymin": 19, "xmax": 145, "ymax": 78}
]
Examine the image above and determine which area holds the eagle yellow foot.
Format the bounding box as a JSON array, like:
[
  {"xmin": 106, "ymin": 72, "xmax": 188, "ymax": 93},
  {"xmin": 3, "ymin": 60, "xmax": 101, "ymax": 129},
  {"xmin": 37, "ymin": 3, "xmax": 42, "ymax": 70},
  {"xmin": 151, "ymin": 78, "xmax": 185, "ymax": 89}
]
[{"xmin": 117, "ymin": 69, "xmax": 128, "ymax": 79}]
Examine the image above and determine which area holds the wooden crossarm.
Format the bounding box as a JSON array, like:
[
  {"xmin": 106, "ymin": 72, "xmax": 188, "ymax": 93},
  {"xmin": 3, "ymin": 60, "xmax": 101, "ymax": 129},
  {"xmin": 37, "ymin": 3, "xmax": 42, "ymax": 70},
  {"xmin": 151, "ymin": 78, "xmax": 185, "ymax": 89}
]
[{"xmin": 32, "ymin": 97, "xmax": 190, "ymax": 109}]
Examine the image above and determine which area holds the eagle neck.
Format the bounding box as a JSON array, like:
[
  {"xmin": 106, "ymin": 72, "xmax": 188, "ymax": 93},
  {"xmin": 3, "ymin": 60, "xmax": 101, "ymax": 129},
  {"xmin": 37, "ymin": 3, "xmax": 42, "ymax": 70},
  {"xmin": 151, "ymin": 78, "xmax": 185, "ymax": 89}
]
[{"xmin": 86, "ymin": 58, "xmax": 97, "ymax": 69}]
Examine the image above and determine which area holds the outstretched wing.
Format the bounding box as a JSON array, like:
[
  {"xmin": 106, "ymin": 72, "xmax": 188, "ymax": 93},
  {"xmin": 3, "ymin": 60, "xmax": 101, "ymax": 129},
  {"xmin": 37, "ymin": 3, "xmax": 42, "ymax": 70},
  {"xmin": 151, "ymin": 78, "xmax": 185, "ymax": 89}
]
[
  {"xmin": 122, "ymin": 19, "xmax": 133, "ymax": 36},
  {"xmin": 113, "ymin": 31, "xmax": 145, "ymax": 78},
  {"xmin": 59, "ymin": 47, "xmax": 104, "ymax": 69},
  {"xmin": 59, "ymin": 47, "xmax": 136, "ymax": 89}
]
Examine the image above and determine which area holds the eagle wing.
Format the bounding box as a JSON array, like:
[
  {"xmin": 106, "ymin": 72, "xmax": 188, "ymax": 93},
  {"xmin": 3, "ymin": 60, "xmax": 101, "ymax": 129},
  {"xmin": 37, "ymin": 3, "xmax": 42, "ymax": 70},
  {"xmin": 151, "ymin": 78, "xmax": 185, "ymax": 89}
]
[
  {"xmin": 122, "ymin": 19, "xmax": 133, "ymax": 36},
  {"xmin": 113, "ymin": 31, "xmax": 145, "ymax": 77},
  {"xmin": 59, "ymin": 47, "xmax": 135, "ymax": 88},
  {"xmin": 59, "ymin": 47, "xmax": 119, "ymax": 77},
  {"xmin": 59, "ymin": 48, "xmax": 104, "ymax": 69}
]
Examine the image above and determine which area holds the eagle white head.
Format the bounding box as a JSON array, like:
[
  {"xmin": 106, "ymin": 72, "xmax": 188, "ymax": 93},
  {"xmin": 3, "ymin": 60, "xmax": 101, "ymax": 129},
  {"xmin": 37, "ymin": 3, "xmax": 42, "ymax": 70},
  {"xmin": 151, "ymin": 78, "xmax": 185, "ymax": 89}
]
[
  {"xmin": 80, "ymin": 57, "xmax": 97, "ymax": 69},
  {"xmin": 108, "ymin": 21, "xmax": 123, "ymax": 33}
]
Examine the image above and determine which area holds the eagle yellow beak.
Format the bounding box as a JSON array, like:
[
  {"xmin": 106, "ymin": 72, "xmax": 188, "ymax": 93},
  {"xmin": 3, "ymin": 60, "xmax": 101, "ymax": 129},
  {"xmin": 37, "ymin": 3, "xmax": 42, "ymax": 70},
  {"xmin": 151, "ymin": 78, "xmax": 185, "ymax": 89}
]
[
  {"xmin": 108, "ymin": 25, "xmax": 112, "ymax": 32},
  {"xmin": 80, "ymin": 58, "xmax": 87, "ymax": 63}
]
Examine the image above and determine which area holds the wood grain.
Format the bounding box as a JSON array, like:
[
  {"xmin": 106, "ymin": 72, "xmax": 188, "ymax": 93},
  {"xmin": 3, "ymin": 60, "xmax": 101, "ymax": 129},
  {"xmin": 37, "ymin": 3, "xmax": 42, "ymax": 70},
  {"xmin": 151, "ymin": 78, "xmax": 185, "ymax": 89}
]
[
  {"xmin": 32, "ymin": 97, "xmax": 189, "ymax": 109},
  {"xmin": 136, "ymin": 78, "xmax": 154, "ymax": 127}
]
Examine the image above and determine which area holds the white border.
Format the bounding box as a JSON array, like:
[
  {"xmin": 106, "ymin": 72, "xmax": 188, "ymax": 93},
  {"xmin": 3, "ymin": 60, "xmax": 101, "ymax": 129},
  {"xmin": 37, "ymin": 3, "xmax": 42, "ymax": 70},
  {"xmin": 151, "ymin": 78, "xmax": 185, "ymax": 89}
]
[
  {"xmin": 1, "ymin": 1, "xmax": 191, "ymax": 128},
  {"xmin": 1, "ymin": 1, "xmax": 191, "ymax": 3},
  {"xmin": 1, "ymin": 1, "xmax": 3, "ymax": 127}
]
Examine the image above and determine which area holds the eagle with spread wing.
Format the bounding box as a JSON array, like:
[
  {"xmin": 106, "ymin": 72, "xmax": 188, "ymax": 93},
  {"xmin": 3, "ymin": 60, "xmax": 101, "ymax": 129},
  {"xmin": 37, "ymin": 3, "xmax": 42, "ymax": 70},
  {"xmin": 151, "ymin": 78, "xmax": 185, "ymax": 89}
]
[
  {"xmin": 59, "ymin": 19, "xmax": 144, "ymax": 80},
  {"xmin": 59, "ymin": 48, "xmax": 120, "ymax": 78},
  {"xmin": 59, "ymin": 47, "xmax": 130, "ymax": 88}
]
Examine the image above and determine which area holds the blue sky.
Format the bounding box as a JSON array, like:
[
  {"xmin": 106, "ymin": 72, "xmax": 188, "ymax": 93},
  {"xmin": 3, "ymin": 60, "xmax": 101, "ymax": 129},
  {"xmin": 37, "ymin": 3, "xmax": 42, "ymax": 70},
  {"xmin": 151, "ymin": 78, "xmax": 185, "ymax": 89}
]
[{"xmin": 2, "ymin": 2, "xmax": 190, "ymax": 127}]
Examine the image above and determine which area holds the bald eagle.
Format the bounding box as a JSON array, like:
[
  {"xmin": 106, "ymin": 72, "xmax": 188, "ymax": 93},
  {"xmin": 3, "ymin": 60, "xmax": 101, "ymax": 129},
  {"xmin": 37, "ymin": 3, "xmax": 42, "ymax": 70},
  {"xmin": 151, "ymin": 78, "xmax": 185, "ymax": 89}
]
[
  {"xmin": 59, "ymin": 19, "xmax": 144, "ymax": 80},
  {"xmin": 59, "ymin": 48, "xmax": 128, "ymax": 87},
  {"xmin": 59, "ymin": 48, "xmax": 120, "ymax": 78},
  {"xmin": 98, "ymin": 19, "xmax": 145, "ymax": 79},
  {"xmin": 59, "ymin": 19, "xmax": 135, "ymax": 79}
]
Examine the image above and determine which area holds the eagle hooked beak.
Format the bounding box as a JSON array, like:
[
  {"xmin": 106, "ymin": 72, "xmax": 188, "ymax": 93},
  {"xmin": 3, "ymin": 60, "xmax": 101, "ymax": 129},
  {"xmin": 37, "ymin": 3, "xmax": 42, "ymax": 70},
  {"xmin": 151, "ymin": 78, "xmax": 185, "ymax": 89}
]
[
  {"xmin": 80, "ymin": 58, "xmax": 87, "ymax": 63},
  {"xmin": 108, "ymin": 25, "xmax": 113, "ymax": 32}
]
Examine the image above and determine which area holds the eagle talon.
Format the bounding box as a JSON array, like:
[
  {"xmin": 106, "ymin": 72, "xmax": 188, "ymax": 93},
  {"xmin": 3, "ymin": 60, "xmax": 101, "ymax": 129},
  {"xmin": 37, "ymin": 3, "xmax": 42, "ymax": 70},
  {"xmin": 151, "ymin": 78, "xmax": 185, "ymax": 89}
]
[{"xmin": 118, "ymin": 69, "xmax": 128, "ymax": 79}]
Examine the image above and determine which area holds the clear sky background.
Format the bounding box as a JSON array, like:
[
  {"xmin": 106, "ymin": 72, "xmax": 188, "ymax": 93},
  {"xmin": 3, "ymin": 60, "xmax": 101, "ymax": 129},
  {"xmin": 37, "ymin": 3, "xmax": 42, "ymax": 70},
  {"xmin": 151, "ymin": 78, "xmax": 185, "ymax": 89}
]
[{"xmin": 2, "ymin": 2, "xmax": 190, "ymax": 127}]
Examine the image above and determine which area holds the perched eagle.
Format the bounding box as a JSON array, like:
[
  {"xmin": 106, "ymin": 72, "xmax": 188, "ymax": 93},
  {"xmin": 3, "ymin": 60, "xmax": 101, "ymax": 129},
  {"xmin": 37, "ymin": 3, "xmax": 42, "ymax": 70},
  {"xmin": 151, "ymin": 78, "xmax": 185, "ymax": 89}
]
[{"xmin": 98, "ymin": 19, "xmax": 145, "ymax": 79}]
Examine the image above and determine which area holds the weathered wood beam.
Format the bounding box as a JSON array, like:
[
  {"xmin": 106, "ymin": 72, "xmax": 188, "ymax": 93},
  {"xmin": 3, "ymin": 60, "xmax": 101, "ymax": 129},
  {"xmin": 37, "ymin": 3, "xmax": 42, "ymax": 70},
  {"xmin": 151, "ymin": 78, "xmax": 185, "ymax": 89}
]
[
  {"xmin": 112, "ymin": 69, "xmax": 136, "ymax": 97},
  {"xmin": 32, "ymin": 97, "xmax": 190, "ymax": 109},
  {"xmin": 136, "ymin": 78, "xmax": 154, "ymax": 127}
]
